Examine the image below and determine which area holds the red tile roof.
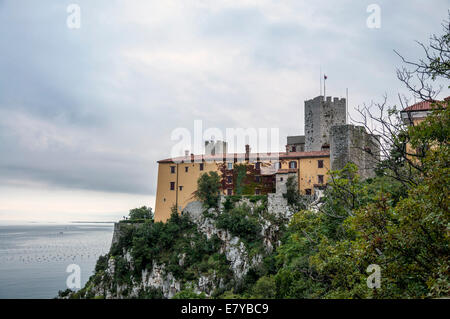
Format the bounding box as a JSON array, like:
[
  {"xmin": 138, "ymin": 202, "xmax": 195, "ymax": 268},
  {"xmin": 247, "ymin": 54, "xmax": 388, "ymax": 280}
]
[
  {"xmin": 402, "ymin": 97, "xmax": 449, "ymax": 112},
  {"xmin": 158, "ymin": 151, "xmax": 329, "ymax": 163}
]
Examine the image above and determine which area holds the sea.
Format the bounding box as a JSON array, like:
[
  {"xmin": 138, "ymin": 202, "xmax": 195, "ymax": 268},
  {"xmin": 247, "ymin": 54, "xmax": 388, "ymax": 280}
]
[{"xmin": 0, "ymin": 222, "xmax": 114, "ymax": 299}]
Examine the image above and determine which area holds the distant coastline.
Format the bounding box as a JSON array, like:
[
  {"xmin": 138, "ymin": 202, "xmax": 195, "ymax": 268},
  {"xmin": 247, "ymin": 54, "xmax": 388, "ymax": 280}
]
[{"xmin": 70, "ymin": 221, "xmax": 116, "ymax": 224}]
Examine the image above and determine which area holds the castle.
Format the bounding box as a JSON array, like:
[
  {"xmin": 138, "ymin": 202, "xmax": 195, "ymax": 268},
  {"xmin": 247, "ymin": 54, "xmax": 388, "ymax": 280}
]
[{"xmin": 154, "ymin": 95, "xmax": 380, "ymax": 222}]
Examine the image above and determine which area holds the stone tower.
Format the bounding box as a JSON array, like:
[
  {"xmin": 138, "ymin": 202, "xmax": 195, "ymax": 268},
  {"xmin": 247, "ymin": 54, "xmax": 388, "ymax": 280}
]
[
  {"xmin": 305, "ymin": 96, "xmax": 346, "ymax": 152},
  {"xmin": 330, "ymin": 125, "xmax": 380, "ymax": 179}
]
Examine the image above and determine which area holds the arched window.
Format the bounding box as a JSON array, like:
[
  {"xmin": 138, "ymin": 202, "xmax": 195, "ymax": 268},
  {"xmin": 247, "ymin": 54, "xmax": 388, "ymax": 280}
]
[{"xmin": 289, "ymin": 161, "xmax": 297, "ymax": 169}]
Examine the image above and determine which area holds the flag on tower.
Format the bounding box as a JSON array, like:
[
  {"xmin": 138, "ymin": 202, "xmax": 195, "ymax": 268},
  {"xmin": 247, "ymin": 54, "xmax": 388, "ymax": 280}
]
[{"xmin": 324, "ymin": 74, "xmax": 328, "ymax": 80}]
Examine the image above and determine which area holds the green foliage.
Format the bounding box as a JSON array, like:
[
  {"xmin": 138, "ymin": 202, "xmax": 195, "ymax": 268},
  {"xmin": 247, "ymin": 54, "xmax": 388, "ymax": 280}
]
[
  {"xmin": 260, "ymin": 104, "xmax": 450, "ymax": 299},
  {"xmin": 114, "ymin": 256, "xmax": 131, "ymax": 285},
  {"xmin": 138, "ymin": 287, "xmax": 164, "ymax": 299},
  {"xmin": 127, "ymin": 206, "xmax": 154, "ymax": 222},
  {"xmin": 95, "ymin": 254, "xmax": 109, "ymax": 273},
  {"xmin": 282, "ymin": 176, "xmax": 310, "ymax": 211},
  {"xmin": 252, "ymin": 276, "xmax": 276, "ymax": 299},
  {"xmin": 110, "ymin": 224, "xmax": 135, "ymax": 256},
  {"xmin": 223, "ymin": 197, "xmax": 234, "ymax": 211},
  {"xmin": 216, "ymin": 204, "xmax": 262, "ymax": 246},
  {"xmin": 57, "ymin": 289, "xmax": 74, "ymax": 298},
  {"xmin": 172, "ymin": 284, "xmax": 207, "ymax": 299},
  {"xmin": 129, "ymin": 210, "xmax": 233, "ymax": 288},
  {"xmin": 234, "ymin": 164, "xmax": 247, "ymax": 196},
  {"xmin": 195, "ymin": 172, "xmax": 221, "ymax": 208},
  {"xmin": 283, "ymin": 175, "xmax": 299, "ymax": 206}
]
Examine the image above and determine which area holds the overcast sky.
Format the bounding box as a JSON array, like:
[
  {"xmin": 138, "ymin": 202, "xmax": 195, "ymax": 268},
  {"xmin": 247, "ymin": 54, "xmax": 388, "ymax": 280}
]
[{"xmin": 0, "ymin": 0, "xmax": 448, "ymax": 222}]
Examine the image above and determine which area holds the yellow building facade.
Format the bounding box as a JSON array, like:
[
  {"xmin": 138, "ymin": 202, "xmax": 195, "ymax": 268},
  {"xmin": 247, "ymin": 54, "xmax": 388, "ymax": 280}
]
[{"xmin": 155, "ymin": 151, "xmax": 330, "ymax": 222}]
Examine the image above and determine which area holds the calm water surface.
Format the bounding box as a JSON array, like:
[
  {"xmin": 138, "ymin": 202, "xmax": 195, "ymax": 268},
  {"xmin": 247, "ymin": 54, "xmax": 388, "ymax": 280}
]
[{"xmin": 0, "ymin": 223, "xmax": 113, "ymax": 298}]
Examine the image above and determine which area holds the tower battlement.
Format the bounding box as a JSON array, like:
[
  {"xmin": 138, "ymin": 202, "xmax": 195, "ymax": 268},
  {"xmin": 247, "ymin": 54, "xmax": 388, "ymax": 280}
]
[{"xmin": 304, "ymin": 96, "xmax": 346, "ymax": 152}]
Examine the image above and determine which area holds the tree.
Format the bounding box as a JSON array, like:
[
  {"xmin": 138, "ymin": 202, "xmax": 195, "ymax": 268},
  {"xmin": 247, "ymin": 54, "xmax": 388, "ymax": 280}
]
[
  {"xmin": 283, "ymin": 175, "xmax": 310, "ymax": 211},
  {"xmin": 128, "ymin": 206, "xmax": 154, "ymax": 221},
  {"xmin": 194, "ymin": 171, "xmax": 221, "ymax": 208},
  {"xmin": 352, "ymin": 12, "xmax": 449, "ymax": 188},
  {"xmin": 395, "ymin": 13, "xmax": 449, "ymax": 101},
  {"xmin": 261, "ymin": 15, "xmax": 449, "ymax": 299},
  {"xmin": 252, "ymin": 276, "xmax": 276, "ymax": 299}
]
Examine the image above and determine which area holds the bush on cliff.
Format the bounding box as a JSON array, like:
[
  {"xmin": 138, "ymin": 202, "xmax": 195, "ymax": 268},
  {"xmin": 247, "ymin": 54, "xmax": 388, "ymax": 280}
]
[{"xmin": 194, "ymin": 171, "xmax": 221, "ymax": 208}]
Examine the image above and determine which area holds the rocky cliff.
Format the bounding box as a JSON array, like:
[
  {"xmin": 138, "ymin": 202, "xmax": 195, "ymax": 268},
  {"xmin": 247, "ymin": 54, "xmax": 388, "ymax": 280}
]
[{"xmin": 64, "ymin": 196, "xmax": 290, "ymax": 299}]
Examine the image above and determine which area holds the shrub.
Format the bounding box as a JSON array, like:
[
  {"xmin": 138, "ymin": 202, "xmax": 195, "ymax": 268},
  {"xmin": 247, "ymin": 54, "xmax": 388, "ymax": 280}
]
[
  {"xmin": 128, "ymin": 206, "xmax": 154, "ymax": 221},
  {"xmin": 216, "ymin": 205, "xmax": 262, "ymax": 244},
  {"xmin": 252, "ymin": 276, "xmax": 276, "ymax": 299},
  {"xmin": 195, "ymin": 172, "xmax": 221, "ymax": 208},
  {"xmin": 172, "ymin": 285, "xmax": 207, "ymax": 299},
  {"xmin": 94, "ymin": 254, "xmax": 109, "ymax": 272}
]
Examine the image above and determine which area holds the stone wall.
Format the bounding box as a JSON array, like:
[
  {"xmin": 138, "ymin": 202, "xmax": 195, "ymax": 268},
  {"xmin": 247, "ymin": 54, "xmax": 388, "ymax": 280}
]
[
  {"xmin": 267, "ymin": 194, "xmax": 294, "ymax": 219},
  {"xmin": 111, "ymin": 222, "xmax": 143, "ymax": 247},
  {"xmin": 305, "ymin": 96, "xmax": 347, "ymax": 152},
  {"xmin": 286, "ymin": 135, "xmax": 305, "ymax": 152},
  {"xmin": 275, "ymin": 172, "xmax": 297, "ymax": 194},
  {"xmin": 330, "ymin": 124, "xmax": 380, "ymax": 179}
]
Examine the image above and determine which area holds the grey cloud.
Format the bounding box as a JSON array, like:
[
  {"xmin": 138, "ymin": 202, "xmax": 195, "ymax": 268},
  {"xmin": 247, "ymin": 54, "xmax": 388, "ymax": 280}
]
[{"xmin": 0, "ymin": 0, "xmax": 448, "ymax": 198}]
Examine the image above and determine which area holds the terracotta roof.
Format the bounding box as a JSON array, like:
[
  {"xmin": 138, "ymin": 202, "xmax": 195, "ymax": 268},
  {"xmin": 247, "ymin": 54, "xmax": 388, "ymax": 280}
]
[
  {"xmin": 402, "ymin": 97, "xmax": 449, "ymax": 112},
  {"xmin": 158, "ymin": 150, "xmax": 329, "ymax": 163}
]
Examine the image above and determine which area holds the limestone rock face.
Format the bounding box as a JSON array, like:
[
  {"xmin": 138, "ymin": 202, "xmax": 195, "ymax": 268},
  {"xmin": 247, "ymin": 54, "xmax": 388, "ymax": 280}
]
[
  {"xmin": 182, "ymin": 200, "xmax": 286, "ymax": 281},
  {"xmin": 77, "ymin": 197, "xmax": 290, "ymax": 299},
  {"xmin": 143, "ymin": 264, "xmax": 181, "ymax": 299}
]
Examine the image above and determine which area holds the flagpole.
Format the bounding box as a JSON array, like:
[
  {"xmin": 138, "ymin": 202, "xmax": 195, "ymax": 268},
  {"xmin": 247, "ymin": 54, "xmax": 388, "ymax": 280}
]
[
  {"xmin": 320, "ymin": 67, "xmax": 322, "ymax": 96},
  {"xmin": 346, "ymin": 88, "xmax": 349, "ymax": 124},
  {"xmin": 324, "ymin": 75, "xmax": 326, "ymax": 98}
]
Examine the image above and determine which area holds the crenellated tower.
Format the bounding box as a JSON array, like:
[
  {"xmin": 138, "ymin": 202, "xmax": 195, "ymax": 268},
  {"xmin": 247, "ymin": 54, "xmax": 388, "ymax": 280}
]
[{"xmin": 304, "ymin": 96, "xmax": 346, "ymax": 152}]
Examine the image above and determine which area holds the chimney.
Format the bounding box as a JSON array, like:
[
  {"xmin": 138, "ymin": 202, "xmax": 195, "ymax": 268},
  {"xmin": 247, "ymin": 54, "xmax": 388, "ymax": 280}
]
[
  {"xmin": 190, "ymin": 153, "xmax": 194, "ymax": 163},
  {"xmin": 245, "ymin": 144, "xmax": 250, "ymax": 156},
  {"xmin": 185, "ymin": 150, "xmax": 189, "ymax": 157}
]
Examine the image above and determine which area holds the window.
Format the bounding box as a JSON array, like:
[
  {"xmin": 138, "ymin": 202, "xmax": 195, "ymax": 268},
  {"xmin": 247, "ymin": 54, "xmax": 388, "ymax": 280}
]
[
  {"xmin": 179, "ymin": 186, "xmax": 183, "ymax": 191},
  {"xmin": 170, "ymin": 166, "xmax": 176, "ymax": 174},
  {"xmin": 318, "ymin": 160, "xmax": 324, "ymax": 168},
  {"xmin": 318, "ymin": 175, "xmax": 324, "ymax": 184},
  {"xmin": 289, "ymin": 161, "xmax": 297, "ymax": 169},
  {"xmin": 280, "ymin": 177, "xmax": 284, "ymax": 182},
  {"xmin": 227, "ymin": 189, "xmax": 233, "ymax": 195},
  {"xmin": 227, "ymin": 162, "xmax": 233, "ymax": 170},
  {"xmin": 227, "ymin": 176, "xmax": 232, "ymax": 183},
  {"xmin": 255, "ymin": 189, "xmax": 261, "ymax": 195},
  {"xmin": 305, "ymin": 189, "xmax": 312, "ymax": 195},
  {"xmin": 170, "ymin": 182, "xmax": 175, "ymax": 190},
  {"xmin": 199, "ymin": 163, "xmax": 204, "ymax": 171},
  {"xmin": 255, "ymin": 162, "xmax": 261, "ymax": 170},
  {"xmin": 292, "ymin": 146, "xmax": 296, "ymax": 152},
  {"xmin": 255, "ymin": 176, "xmax": 261, "ymax": 183},
  {"xmin": 185, "ymin": 167, "xmax": 189, "ymax": 173}
]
